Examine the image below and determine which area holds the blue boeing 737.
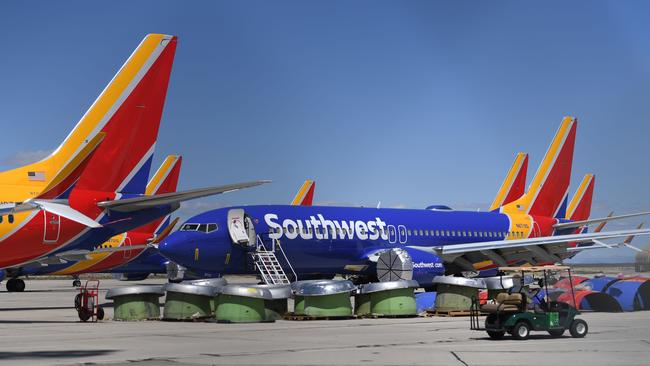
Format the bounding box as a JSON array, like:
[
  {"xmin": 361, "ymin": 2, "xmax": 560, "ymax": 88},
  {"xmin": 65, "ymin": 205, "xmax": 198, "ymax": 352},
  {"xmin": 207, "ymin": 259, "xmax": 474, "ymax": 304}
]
[{"xmin": 159, "ymin": 118, "xmax": 650, "ymax": 285}]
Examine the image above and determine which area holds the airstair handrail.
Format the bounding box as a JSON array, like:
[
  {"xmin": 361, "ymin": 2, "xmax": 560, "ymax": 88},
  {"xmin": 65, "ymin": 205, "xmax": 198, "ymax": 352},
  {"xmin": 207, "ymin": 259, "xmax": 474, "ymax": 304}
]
[{"xmin": 274, "ymin": 238, "xmax": 298, "ymax": 282}]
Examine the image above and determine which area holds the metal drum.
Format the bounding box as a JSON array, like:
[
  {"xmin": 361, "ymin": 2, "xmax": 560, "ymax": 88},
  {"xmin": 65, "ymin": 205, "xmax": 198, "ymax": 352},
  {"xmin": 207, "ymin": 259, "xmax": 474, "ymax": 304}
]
[
  {"xmin": 355, "ymin": 280, "xmax": 419, "ymax": 317},
  {"xmin": 433, "ymin": 276, "xmax": 486, "ymax": 312},
  {"xmin": 163, "ymin": 283, "xmax": 219, "ymax": 321},
  {"xmin": 291, "ymin": 280, "xmax": 356, "ymax": 318},
  {"xmin": 216, "ymin": 284, "xmax": 274, "ymax": 323},
  {"xmin": 106, "ymin": 285, "xmax": 165, "ymax": 321},
  {"xmin": 483, "ymin": 276, "xmax": 515, "ymax": 299}
]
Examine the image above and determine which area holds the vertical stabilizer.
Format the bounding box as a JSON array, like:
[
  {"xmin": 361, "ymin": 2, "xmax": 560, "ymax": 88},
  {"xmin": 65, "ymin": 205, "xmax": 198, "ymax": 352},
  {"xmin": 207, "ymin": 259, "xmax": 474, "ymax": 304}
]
[
  {"xmin": 490, "ymin": 153, "xmax": 528, "ymax": 211},
  {"xmin": 133, "ymin": 155, "xmax": 182, "ymax": 235},
  {"xmin": 291, "ymin": 180, "xmax": 315, "ymax": 206},
  {"xmin": 566, "ymin": 174, "xmax": 595, "ymax": 221},
  {"xmin": 502, "ymin": 117, "xmax": 577, "ymax": 217}
]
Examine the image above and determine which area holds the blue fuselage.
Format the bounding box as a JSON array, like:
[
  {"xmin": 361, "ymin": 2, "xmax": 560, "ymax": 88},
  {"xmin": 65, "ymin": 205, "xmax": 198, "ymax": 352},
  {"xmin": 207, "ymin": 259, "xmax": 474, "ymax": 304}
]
[{"xmin": 159, "ymin": 205, "xmax": 522, "ymax": 279}]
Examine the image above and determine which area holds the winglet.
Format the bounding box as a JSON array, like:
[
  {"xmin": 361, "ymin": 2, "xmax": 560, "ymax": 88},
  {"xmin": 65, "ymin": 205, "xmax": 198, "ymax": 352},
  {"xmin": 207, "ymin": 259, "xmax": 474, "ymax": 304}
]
[
  {"xmin": 501, "ymin": 117, "xmax": 577, "ymax": 217},
  {"xmin": 490, "ymin": 153, "xmax": 528, "ymax": 211},
  {"xmin": 291, "ymin": 180, "xmax": 316, "ymax": 206}
]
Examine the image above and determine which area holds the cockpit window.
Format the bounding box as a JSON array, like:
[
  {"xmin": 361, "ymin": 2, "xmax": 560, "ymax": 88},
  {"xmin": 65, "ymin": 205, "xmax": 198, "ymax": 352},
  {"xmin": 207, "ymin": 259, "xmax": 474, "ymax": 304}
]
[
  {"xmin": 181, "ymin": 223, "xmax": 218, "ymax": 233},
  {"xmin": 180, "ymin": 223, "xmax": 200, "ymax": 231}
]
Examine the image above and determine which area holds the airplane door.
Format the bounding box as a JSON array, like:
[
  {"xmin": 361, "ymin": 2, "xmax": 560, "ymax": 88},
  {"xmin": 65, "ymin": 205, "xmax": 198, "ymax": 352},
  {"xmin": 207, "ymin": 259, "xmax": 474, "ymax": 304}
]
[
  {"xmin": 228, "ymin": 208, "xmax": 252, "ymax": 244},
  {"xmin": 388, "ymin": 225, "xmax": 397, "ymax": 244},
  {"xmin": 398, "ymin": 225, "xmax": 407, "ymax": 244},
  {"xmin": 122, "ymin": 236, "xmax": 132, "ymax": 259},
  {"xmin": 43, "ymin": 213, "xmax": 60, "ymax": 243}
]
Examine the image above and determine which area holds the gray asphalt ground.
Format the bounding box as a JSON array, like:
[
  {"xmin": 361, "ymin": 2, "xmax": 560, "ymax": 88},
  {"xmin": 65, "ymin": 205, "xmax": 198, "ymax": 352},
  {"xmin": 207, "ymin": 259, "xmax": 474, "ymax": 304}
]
[{"xmin": 1, "ymin": 278, "xmax": 649, "ymax": 366}]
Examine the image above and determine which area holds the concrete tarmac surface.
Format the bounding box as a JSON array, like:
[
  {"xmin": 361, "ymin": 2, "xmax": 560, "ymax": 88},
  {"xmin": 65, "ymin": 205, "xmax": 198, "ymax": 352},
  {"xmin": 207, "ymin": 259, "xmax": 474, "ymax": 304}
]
[{"xmin": 1, "ymin": 278, "xmax": 649, "ymax": 366}]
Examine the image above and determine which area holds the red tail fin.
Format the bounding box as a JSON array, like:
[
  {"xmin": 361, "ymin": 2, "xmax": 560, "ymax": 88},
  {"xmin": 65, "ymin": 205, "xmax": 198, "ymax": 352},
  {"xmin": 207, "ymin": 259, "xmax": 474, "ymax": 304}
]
[
  {"xmin": 291, "ymin": 180, "xmax": 315, "ymax": 206},
  {"xmin": 490, "ymin": 153, "xmax": 528, "ymax": 211},
  {"xmin": 74, "ymin": 34, "xmax": 177, "ymax": 194},
  {"xmin": 502, "ymin": 117, "xmax": 577, "ymax": 217},
  {"xmin": 566, "ymin": 174, "xmax": 595, "ymax": 221},
  {"xmin": 133, "ymin": 155, "xmax": 182, "ymax": 235}
]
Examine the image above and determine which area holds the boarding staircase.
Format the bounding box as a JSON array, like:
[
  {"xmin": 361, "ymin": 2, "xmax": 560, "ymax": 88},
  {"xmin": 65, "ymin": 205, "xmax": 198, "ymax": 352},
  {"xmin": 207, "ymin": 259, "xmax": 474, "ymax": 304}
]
[{"xmin": 252, "ymin": 235, "xmax": 297, "ymax": 285}]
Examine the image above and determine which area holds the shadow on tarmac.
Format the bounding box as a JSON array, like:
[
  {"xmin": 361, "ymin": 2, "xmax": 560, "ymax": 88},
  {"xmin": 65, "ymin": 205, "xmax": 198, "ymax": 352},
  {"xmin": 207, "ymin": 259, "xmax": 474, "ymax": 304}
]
[{"xmin": 0, "ymin": 350, "xmax": 116, "ymax": 359}]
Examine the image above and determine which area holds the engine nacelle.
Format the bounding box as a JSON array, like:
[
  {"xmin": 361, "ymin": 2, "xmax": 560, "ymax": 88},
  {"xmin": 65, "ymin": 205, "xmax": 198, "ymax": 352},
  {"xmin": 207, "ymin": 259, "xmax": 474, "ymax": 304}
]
[
  {"xmin": 376, "ymin": 247, "xmax": 444, "ymax": 285},
  {"xmin": 404, "ymin": 247, "xmax": 445, "ymax": 285}
]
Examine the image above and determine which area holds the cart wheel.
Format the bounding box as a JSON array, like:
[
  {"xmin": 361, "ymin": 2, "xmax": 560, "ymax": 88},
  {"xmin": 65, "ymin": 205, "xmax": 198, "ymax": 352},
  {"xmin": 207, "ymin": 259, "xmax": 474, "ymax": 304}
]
[
  {"xmin": 74, "ymin": 293, "xmax": 82, "ymax": 311},
  {"xmin": 569, "ymin": 319, "xmax": 588, "ymax": 338},
  {"xmin": 548, "ymin": 329, "xmax": 564, "ymax": 338},
  {"xmin": 78, "ymin": 309, "xmax": 92, "ymax": 322},
  {"xmin": 97, "ymin": 306, "xmax": 105, "ymax": 320},
  {"xmin": 512, "ymin": 321, "xmax": 530, "ymax": 340},
  {"xmin": 487, "ymin": 330, "xmax": 505, "ymax": 339}
]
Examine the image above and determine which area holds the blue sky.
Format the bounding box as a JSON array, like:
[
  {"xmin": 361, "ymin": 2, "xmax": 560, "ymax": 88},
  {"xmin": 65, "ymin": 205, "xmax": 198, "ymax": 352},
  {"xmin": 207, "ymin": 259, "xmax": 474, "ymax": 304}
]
[{"xmin": 1, "ymin": 1, "xmax": 649, "ymax": 262}]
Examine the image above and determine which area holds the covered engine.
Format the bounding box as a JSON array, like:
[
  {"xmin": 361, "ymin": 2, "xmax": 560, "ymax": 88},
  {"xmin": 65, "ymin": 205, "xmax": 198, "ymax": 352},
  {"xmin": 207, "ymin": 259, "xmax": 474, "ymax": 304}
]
[{"xmin": 376, "ymin": 247, "xmax": 444, "ymax": 285}]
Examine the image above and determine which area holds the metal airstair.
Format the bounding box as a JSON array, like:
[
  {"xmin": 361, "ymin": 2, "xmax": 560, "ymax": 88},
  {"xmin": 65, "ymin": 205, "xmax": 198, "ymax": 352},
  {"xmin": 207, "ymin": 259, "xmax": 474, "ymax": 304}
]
[{"xmin": 253, "ymin": 236, "xmax": 297, "ymax": 285}]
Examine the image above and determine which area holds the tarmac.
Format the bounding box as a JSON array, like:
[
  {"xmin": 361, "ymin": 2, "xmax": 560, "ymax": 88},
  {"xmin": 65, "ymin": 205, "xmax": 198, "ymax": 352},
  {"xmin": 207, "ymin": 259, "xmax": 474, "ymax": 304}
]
[{"xmin": 1, "ymin": 278, "xmax": 649, "ymax": 366}]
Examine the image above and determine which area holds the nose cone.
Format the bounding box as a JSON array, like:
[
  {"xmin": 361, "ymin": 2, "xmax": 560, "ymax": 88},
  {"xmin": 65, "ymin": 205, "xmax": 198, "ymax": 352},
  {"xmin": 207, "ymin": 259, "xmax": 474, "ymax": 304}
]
[{"xmin": 158, "ymin": 233, "xmax": 191, "ymax": 266}]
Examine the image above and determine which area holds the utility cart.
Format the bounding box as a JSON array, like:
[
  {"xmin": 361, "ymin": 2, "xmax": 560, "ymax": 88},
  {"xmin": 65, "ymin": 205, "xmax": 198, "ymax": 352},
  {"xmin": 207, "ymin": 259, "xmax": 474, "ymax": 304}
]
[
  {"xmin": 74, "ymin": 280, "xmax": 105, "ymax": 322},
  {"xmin": 470, "ymin": 265, "xmax": 588, "ymax": 340}
]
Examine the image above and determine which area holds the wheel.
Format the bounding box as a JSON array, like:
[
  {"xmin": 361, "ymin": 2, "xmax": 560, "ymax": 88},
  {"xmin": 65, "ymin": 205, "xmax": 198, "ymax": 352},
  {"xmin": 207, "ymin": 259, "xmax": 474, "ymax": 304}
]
[
  {"xmin": 74, "ymin": 293, "xmax": 82, "ymax": 311},
  {"xmin": 13, "ymin": 279, "xmax": 25, "ymax": 292},
  {"xmin": 6, "ymin": 278, "xmax": 15, "ymax": 292},
  {"xmin": 512, "ymin": 321, "xmax": 531, "ymax": 340},
  {"xmin": 78, "ymin": 308, "xmax": 92, "ymax": 322},
  {"xmin": 97, "ymin": 306, "xmax": 105, "ymax": 320},
  {"xmin": 73, "ymin": 279, "xmax": 82, "ymax": 287},
  {"xmin": 548, "ymin": 329, "xmax": 565, "ymax": 337},
  {"xmin": 487, "ymin": 330, "xmax": 505, "ymax": 339},
  {"xmin": 569, "ymin": 319, "xmax": 588, "ymax": 338}
]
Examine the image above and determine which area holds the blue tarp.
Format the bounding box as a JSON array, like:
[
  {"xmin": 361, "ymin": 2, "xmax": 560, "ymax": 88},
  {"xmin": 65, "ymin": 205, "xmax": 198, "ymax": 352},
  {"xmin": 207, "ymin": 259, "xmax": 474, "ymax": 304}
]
[
  {"xmin": 606, "ymin": 280, "xmax": 650, "ymax": 311},
  {"xmin": 581, "ymin": 277, "xmax": 617, "ymax": 292},
  {"xmin": 415, "ymin": 292, "xmax": 437, "ymax": 313}
]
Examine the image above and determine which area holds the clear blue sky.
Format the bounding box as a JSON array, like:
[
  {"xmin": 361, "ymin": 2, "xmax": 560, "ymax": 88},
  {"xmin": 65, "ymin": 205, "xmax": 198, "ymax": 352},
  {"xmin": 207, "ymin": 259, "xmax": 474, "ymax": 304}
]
[{"xmin": 1, "ymin": 1, "xmax": 649, "ymax": 262}]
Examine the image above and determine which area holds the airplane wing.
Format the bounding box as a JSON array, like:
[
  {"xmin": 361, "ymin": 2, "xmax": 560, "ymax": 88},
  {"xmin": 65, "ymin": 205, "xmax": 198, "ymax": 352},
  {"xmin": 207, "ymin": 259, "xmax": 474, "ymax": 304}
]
[
  {"xmin": 437, "ymin": 228, "xmax": 650, "ymax": 255},
  {"xmin": 97, "ymin": 180, "xmax": 271, "ymax": 213},
  {"xmin": 553, "ymin": 211, "xmax": 650, "ymax": 230}
]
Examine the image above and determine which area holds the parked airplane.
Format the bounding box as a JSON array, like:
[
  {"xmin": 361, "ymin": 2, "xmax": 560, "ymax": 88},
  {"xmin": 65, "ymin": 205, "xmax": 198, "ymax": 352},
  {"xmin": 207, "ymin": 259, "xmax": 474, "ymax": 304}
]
[
  {"xmin": 0, "ymin": 34, "xmax": 268, "ymax": 273},
  {"xmin": 4, "ymin": 156, "xmax": 182, "ymax": 291},
  {"xmin": 159, "ymin": 117, "xmax": 650, "ymax": 284}
]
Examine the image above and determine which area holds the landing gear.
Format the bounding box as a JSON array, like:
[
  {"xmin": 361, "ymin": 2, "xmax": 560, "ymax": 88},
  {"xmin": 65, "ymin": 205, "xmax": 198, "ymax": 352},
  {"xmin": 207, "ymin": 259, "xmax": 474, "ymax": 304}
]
[
  {"xmin": 6, "ymin": 278, "xmax": 25, "ymax": 292},
  {"xmin": 72, "ymin": 279, "xmax": 82, "ymax": 287}
]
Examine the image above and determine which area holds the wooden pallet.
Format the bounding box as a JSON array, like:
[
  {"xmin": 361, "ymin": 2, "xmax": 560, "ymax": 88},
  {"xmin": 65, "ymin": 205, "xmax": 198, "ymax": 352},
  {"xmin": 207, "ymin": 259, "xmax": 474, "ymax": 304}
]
[
  {"xmin": 356, "ymin": 313, "xmax": 418, "ymax": 319},
  {"xmin": 424, "ymin": 310, "xmax": 486, "ymax": 317},
  {"xmin": 283, "ymin": 312, "xmax": 355, "ymax": 321}
]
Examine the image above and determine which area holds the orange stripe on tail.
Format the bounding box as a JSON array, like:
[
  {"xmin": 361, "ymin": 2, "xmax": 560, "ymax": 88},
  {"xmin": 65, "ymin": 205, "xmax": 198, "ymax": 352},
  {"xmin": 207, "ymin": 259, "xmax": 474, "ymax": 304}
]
[
  {"xmin": 490, "ymin": 152, "xmax": 528, "ymax": 211},
  {"xmin": 291, "ymin": 180, "xmax": 315, "ymax": 206}
]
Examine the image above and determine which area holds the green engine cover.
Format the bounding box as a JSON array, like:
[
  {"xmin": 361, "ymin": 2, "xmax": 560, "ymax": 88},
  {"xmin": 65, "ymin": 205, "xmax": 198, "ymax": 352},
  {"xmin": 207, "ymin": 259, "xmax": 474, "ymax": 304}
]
[
  {"xmin": 113, "ymin": 294, "xmax": 161, "ymax": 321},
  {"xmin": 163, "ymin": 291, "xmax": 212, "ymax": 320},
  {"xmin": 216, "ymin": 294, "xmax": 266, "ymax": 323}
]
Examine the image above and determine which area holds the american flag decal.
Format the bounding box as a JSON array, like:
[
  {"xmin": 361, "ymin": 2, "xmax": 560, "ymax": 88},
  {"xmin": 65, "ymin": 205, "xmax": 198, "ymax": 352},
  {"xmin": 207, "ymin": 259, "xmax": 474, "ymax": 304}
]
[{"xmin": 27, "ymin": 171, "xmax": 45, "ymax": 181}]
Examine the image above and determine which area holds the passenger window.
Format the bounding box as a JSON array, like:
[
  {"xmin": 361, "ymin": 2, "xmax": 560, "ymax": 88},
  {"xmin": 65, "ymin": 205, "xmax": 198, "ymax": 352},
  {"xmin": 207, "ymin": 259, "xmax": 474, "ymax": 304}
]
[{"xmin": 8, "ymin": 215, "xmax": 14, "ymax": 224}]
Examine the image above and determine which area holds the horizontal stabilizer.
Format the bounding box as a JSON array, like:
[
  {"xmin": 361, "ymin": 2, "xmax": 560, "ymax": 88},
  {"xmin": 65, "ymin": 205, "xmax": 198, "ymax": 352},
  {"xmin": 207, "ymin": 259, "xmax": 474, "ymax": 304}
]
[
  {"xmin": 1, "ymin": 199, "xmax": 102, "ymax": 228},
  {"xmin": 98, "ymin": 180, "xmax": 271, "ymax": 212},
  {"xmin": 554, "ymin": 211, "xmax": 650, "ymax": 230}
]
